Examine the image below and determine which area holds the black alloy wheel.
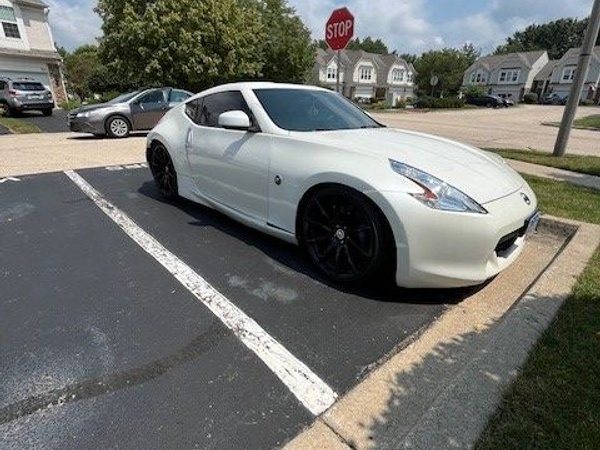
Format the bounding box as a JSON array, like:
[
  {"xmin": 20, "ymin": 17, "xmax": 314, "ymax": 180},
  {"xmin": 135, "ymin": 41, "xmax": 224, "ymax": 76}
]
[
  {"xmin": 301, "ymin": 186, "xmax": 389, "ymax": 284},
  {"xmin": 149, "ymin": 144, "xmax": 178, "ymax": 200}
]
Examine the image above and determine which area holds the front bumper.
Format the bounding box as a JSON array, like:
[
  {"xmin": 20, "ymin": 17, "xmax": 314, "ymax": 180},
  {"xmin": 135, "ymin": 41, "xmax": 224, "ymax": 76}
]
[
  {"xmin": 377, "ymin": 184, "xmax": 538, "ymax": 288},
  {"xmin": 68, "ymin": 116, "xmax": 105, "ymax": 134}
]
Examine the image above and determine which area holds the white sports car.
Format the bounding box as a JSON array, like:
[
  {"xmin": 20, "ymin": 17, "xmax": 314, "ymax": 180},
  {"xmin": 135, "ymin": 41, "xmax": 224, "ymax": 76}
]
[{"xmin": 146, "ymin": 82, "xmax": 539, "ymax": 288}]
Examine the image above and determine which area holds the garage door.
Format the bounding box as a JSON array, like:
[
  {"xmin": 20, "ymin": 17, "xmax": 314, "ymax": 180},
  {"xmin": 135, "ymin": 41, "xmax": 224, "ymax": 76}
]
[
  {"xmin": 0, "ymin": 70, "xmax": 51, "ymax": 93},
  {"xmin": 354, "ymin": 86, "xmax": 374, "ymax": 99}
]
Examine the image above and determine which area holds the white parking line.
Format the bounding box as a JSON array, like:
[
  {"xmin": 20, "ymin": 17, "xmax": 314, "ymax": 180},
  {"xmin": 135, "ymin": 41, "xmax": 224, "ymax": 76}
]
[{"xmin": 64, "ymin": 170, "xmax": 337, "ymax": 416}]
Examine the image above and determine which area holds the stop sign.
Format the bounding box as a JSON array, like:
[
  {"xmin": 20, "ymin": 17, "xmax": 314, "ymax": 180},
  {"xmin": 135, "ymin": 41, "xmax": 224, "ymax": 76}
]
[{"xmin": 325, "ymin": 7, "xmax": 354, "ymax": 51}]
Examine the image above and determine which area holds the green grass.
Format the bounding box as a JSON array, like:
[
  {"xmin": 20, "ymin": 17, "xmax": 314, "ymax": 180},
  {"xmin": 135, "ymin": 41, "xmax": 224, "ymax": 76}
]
[
  {"xmin": 487, "ymin": 148, "xmax": 600, "ymax": 177},
  {"xmin": 0, "ymin": 116, "xmax": 41, "ymax": 134},
  {"xmin": 573, "ymin": 114, "xmax": 600, "ymax": 130},
  {"xmin": 542, "ymin": 114, "xmax": 600, "ymax": 131},
  {"xmin": 476, "ymin": 175, "xmax": 600, "ymax": 450}
]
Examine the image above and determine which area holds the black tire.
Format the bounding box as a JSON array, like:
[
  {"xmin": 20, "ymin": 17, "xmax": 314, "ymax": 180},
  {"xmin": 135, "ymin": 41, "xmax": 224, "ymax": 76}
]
[
  {"xmin": 148, "ymin": 143, "xmax": 178, "ymax": 200},
  {"xmin": 42, "ymin": 108, "xmax": 53, "ymax": 116},
  {"xmin": 106, "ymin": 115, "xmax": 131, "ymax": 138},
  {"xmin": 299, "ymin": 186, "xmax": 390, "ymax": 285}
]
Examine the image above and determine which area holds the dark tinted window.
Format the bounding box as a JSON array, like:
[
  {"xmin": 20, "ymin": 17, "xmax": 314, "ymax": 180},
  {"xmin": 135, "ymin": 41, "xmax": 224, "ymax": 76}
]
[
  {"xmin": 253, "ymin": 89, "xmax": 381, "ymax": 132},
  {"xmin": 0, "ymin": 81, "xmax": 6, "ymax": 89},
  {"xmin": 12, "ymin": 82, "xmax": 45, "ymax": 91},
  {"xmin": 189, "ymin": 91, "xmax": 251, "ymax": 128},
  {"xmin": 169, "ymin": 90, "xmax": 191, "ymax": 103},
  {"xmin": 138, "ymin": 90, "xmax": 166, "ymax": 104}
]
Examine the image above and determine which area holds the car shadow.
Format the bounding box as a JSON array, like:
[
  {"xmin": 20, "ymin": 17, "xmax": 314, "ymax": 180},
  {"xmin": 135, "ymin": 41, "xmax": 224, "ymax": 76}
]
[
  {"xmin": 68, "ymin": 132, "xmax": 149, "ymax": 140},
  {"xmin": 138, "ymin": 181, "xmax": 486, "ymax": 306}
]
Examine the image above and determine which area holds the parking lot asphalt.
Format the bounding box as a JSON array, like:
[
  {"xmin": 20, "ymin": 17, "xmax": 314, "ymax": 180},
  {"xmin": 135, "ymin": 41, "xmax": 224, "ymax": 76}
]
[{"xmin": 0, "ymin": 166, "xmax": 462, "ymax": 449}]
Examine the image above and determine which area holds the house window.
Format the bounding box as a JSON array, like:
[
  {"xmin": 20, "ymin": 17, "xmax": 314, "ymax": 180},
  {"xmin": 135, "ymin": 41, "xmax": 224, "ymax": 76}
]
[
  {"xmin": 326, "ymin": 66, "xmax": 337, "ymax": 80},
  {"xmin": 0, "ymin": 6, "xmax": 20, "ymax": 39},
  {"xmin": 562, "ymin": 67, "xmax": 576, "ymax": 82},
  {"xmin": 359, "ymin": 66, "xmax": 373, "ymax": 81},
  {"xmin": 392, "ymin": 68, "xmax": 405, "ymax": 82},
  {"xmin": 498, "ymin": 69, "xmax": 520, "ymax": 84},
  {"xmin": 471, "ymin": 70, "xmax": 486, "ymax": 84},
  {"xmin": 407, "ymin": 72, "xmax": 413, "ymax": 83}
]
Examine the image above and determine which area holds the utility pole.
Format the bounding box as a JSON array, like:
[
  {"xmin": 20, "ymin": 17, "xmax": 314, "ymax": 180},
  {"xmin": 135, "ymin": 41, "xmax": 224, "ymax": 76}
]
[{"xmin": 553, "ymin": 0, "xmax": 600, "ymax": 156}]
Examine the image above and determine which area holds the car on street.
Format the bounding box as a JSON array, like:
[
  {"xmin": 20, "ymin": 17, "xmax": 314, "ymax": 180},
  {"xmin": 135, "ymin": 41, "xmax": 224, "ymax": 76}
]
[
  {"xmin": 147, "ymin": 82, "xmax": 539, "ymax": 288},
  {"xmin": 539, "ymin": 93, "xmax": 567, "ymax": 105},
  {"xmin": 0, "ymin": 77, "xmax": 55, "ymax": 116},
  {"xmin": 68, "ymin": 87, "xmax": 192, "ymax": 138},
  {"xmin": 466, "ymin": 94, "xmax": 508, "ymax": 108}
]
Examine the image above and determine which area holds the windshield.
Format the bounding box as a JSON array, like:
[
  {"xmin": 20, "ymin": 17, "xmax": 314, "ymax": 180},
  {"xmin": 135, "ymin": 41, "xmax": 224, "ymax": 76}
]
[
  {"xmin": 13, "ymin": 82, "xmax": 45, "ymax": 91},
  {"xmin": 253, "ymin": 88, "xmax": 383, "ymax": 132},
  {"xmin": 108, "ymin": 91, "xmax": 141, "ymax": 104}
]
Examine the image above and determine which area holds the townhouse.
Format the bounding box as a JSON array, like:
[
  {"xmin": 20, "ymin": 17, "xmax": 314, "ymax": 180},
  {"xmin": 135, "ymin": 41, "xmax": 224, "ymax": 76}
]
[
  {"xmin": 462, "ymin": 50, "xmax": 549, "ymax": 101},
  {"xmin": 0, "ymin": 0, "xmax": 66, "ymax": 103},
  {"xmin": 314, "ymin": 48, "xmax": 416, "ymax": 105},
  {"xmin": 543, "ymin": 46, "xmax": 600, "ymax": 103}
]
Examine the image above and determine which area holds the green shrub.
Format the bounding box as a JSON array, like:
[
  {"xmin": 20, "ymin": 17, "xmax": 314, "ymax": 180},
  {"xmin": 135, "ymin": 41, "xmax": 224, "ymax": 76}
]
[
  {"xmin": 523, "ymin": 93, "xmax": 538, "ymax": 104},
  {"xmin": 59, "ymin": 99, "xmax": 82, "ymax": 111},
  {"xmin": 463, "ymin": 86, "xmax": 486, "ymax": 98},
  {"xmin": 394, "ymin": 98, "xmax": 407, "ymax": 109},
  {"xmin": 100, "ymin": 90, "xmax": 121, "ymax": 103},
  {"xmin": 415, "ymin": 96, "xmax": 465, "ymax": 109},
  {"xmin": 372, "ymin": 101, "xmax": 387, "ymax": 110}
]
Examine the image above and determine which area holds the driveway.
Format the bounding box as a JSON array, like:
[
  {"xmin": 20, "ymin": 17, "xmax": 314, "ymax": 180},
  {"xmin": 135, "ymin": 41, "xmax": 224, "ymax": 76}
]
[
  {"xmin": 16, "ymin": 109, "xmax": 70, "ymax": 133},
  {"xmin": 0, "ymin": 132, "xmax": 146, "ymax": 177},
  {"xmin": 373, "ymin": 105, "xmax": 600, "ymax": 156}
]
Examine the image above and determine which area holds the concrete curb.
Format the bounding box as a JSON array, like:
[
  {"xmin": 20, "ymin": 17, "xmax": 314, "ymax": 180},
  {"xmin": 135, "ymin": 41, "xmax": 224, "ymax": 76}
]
[
  {"xmin": 507, "ymin": 159, "xmax": 600, "ymax": 191},
  {"xmin": 285, "ymin": 216, "xmax": 600, "ymax": 450}
]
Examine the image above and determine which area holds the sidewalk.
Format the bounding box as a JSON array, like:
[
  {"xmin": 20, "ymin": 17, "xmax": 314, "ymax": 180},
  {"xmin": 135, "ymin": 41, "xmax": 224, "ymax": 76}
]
[{"xmin": 507, "ymin": 159, "xmax": 600, "ymax": 191}]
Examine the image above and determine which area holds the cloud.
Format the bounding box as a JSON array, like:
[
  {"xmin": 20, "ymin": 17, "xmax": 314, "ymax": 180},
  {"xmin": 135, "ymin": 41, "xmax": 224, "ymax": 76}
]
[
  {"xmin": 46, "ymin": 0, "xmax": 101, "ymax": 49},
  {"xmin": 45, "ymin": 0, "xmax": 596, "ymax": 54}
]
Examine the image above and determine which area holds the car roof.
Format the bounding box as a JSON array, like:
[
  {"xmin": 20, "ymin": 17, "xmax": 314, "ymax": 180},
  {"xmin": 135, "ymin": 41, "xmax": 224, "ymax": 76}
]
[{"xmin": 189, "ymin": 82, "xmax": 330, "ymax": 101}]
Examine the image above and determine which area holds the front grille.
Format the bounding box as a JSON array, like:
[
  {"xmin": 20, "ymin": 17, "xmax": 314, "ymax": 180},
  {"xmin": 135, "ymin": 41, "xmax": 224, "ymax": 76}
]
[{"xmin": 495, "ymin": 222, "xmax": 528, "ymax": 254}]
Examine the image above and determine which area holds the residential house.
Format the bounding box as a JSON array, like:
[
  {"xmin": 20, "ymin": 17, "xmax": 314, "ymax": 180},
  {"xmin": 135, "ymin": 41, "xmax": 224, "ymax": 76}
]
[
  {"xmin": 314, "ymin": 48, "xmax": 416, "ymax": 105},
  {"xmin": 544, "ymin": 46, "xmax": 600, "ymax": 103},
  {"xmin": 462, "ymin": 50, "xmax": 549, "ymax": 101},
  {"xmin": 531, "ymin": 59, "xmax": 558, "ymax": 96},
  {"xmin": 0, "ymin": 0, "xmax": 66, "ymax": 103}
]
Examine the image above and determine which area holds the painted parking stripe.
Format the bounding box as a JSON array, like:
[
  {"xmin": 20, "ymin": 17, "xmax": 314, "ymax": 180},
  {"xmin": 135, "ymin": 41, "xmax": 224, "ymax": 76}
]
[{"xmin": 64, "ymin": 170, "xmax": 337, "ymax": 416}]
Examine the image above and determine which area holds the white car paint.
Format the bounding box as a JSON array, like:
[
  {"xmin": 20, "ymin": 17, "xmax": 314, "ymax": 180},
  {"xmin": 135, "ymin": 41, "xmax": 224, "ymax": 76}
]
[{"xmin": 147, "ymin": 82, "xmax": 538, "ymax": 288}]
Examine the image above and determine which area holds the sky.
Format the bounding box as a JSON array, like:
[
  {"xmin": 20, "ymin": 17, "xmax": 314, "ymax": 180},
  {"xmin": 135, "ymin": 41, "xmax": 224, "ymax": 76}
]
[{"xmin": 47, "ymin": 0, "xmax": 594, "ymax": 55}]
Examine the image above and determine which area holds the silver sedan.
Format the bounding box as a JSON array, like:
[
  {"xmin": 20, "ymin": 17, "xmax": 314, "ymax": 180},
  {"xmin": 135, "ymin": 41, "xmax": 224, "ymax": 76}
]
[{"xmin": 68, "ymin": 87, "xmax": 192, "ymax": 138}]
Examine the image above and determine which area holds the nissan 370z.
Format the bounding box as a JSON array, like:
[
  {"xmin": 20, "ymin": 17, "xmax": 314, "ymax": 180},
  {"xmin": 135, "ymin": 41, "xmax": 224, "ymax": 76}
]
[{"xmin": 146, "ymin": 83, "xmax": 539, "ymax": 288}]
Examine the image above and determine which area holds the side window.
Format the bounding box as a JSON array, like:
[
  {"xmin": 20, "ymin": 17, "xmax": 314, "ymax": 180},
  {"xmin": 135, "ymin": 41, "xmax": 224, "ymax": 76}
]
[
  {"xmin": 138, "ymin": 90, "xmax": 166, "ymax": 104},
  {"xmin": 185, "ymin": 98, "xmax": 203, "ymax": 123},
  {"xmin": 0, "ymin": 81, "xmax": 5, "ymax": 90},
  {"xmin": 169, "ymin": 90, "xmax": 191, "ymax": 103},
  {"xmin": 197, "ymin": 91, "xmax": 251, "ymax": 128}
]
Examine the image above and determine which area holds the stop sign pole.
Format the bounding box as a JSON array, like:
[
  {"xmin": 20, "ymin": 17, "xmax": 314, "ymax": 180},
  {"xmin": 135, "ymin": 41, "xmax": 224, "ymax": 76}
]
[{"xmin": 325, "ymin": 7, "xmax": 354, "ymax": 94}]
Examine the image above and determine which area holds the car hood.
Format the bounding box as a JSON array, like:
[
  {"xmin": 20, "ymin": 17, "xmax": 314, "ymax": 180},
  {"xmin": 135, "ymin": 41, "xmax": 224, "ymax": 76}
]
[
  {"xmin": 295, "ymin": 127, "xmax": 524, "ymax": 204},
  {"xmin": 74, "ymin": 102, "xmax": 124, "ymax": 114}
]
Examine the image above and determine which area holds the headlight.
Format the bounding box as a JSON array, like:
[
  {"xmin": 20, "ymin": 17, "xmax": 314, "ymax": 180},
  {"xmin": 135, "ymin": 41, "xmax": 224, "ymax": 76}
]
[
  {"xmin": 77, "ymin": 111, "xmax": 90, "ymax": 118},
  {"xmin": 390, "ymin": 159, "xmax": 487, "ymax": 214}
]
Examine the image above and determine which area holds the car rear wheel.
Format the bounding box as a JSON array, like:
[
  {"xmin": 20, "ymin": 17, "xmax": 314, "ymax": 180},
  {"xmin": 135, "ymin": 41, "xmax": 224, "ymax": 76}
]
[
  {"xmin": 300, "ymin": 186, "xmax": 389, "ymax": 285},
  {"xmin": 106, "ymin": 116, "xmax": 131, "ymax": 138},
  {"xmin": 148, "ymin": 143, "xmax": 178, "ymax": 200}
]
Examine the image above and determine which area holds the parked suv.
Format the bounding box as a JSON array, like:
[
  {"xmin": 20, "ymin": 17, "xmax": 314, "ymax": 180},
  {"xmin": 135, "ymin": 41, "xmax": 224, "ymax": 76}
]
[
  {"xmin": 68, "ymin": 87, "xmax": 192, "ymax": 138},
  {"xmin": 0, "ymin": 77, "xmax": 54, "ymax": 116}
]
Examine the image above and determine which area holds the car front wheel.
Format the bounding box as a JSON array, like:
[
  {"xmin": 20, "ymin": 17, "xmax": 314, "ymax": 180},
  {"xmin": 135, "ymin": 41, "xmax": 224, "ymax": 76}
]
[
  {"xmin": 106, "ymin": 116, "xmax": 131, "ymax": 138},
  {"xmin": 148, "ymin": 143, "xmax": 178, "ymax": 200},
  {"xmin": 300, "ymin": 186, "xmax": 390, "ymax": 285}
]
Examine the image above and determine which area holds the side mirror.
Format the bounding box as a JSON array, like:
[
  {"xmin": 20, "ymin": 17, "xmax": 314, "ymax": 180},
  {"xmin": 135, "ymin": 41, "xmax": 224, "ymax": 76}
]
[{"xmin": 219, "ymin": 110, "xmax": 251, "ymax": 131}]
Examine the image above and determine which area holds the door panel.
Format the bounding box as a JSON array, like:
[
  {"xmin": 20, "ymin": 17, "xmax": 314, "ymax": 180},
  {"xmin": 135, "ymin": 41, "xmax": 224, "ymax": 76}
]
[
  {"xmin": 184, "ymin": 91, "xmax": 269, "ymax": 222},
  {"xmin": 131, "ymin": 90, "xmax": 168, "ymax": 130}
]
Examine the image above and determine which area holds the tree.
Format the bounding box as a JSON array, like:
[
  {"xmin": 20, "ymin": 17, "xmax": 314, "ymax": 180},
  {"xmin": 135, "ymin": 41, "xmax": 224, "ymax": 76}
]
[
  {"xmin": 347, "ymin": 36, "xmax": 389, "ymax": 54},
  {"xmin": 399, "ymin": 53, "xmax": 418, "ymax": 65},
  {"xmin": 495, "ymin": 18, "xmax": 600, "ymax": 60},
  {"xmin": 96, "ymin": 0, "xmax": 265, "ymax": 91},
  {"xmin": 255, "ymin": 0, "xmax": 315, "ymax": 83},
  {"xmin": 62, "ymin": 45, "xmax": 102, "ymax": 99},
  {"xmin": 413, "ymin": 46, "xmax": 480, "ymax": 96}
]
